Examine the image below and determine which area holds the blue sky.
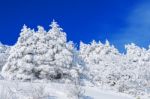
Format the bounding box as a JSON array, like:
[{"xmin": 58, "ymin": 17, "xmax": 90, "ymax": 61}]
[{"xmin": 0, "ymin": 0, "xmax": 150, "ymax": 52}]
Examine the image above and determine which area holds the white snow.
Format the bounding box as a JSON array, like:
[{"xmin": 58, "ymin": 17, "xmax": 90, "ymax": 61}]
[{"xmin": 0, "ymin": 80, "xmax": 136, "ymax": 99}]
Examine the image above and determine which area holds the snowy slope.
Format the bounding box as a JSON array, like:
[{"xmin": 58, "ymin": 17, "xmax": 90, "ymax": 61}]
[
  {"xmin": 85, "ymin": 87, "xmax": 134, "ymax": 99},
  {"xmin": 0, "ymin": 80, "xmax": 136, "ymax": 99}
]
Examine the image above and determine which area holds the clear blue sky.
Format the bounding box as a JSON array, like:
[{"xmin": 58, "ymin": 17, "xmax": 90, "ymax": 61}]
[{"xmin": 0, "ymin": 0, "xmax": 150, "ymax": 52}]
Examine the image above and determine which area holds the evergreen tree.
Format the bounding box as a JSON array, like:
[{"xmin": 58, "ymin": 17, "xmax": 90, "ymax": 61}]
[
  {"xmin": 79, "ymin": 40, "xmax": 122, "ymax": 86},
  {"xmin": 2, "ymin": 21, "xmax": 78, "ymax": 81},
  {"xmin": 0, "ymin": 42, "xmax": 10, "ymax": 70}
]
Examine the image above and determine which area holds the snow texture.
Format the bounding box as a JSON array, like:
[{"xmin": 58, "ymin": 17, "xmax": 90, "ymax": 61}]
[
  {"xmin": 0, "ymin": 42, "xmax": 10, "ymax": 70},
  {"xmin": 0, "ymin": 80, "xmax": 137, "ymax": 99}
]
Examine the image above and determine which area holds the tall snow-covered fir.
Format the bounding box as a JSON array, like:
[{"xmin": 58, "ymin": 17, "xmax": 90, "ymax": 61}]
[{"xmin": 1, "ymin": 20, "xmax": 79, "ymax": 81}]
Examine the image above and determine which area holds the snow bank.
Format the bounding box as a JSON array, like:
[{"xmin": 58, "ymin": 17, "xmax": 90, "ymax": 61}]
[{"xmin": 0, "ymin": 80, "xmax": 136, "ymax": 99}]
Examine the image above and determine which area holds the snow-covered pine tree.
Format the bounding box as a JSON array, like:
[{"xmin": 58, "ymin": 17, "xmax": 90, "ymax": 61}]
[
  {"xmin": 1, "ymin": 25, "xmax": 35, "ymax": 80},
  {"xmin": 0, "ymin": 42, "xmax": 10, "ymax": 70},
  {"xmin": 123, "ymin": 43, "xmax": 150, "ymax": 94},
  {"xmin": 2, "ymin": 20, "xmax": 79, "ymax": 82},
  {"xmin": 79, "ymin": 40, "xmax": 123, "ymax": 86}
]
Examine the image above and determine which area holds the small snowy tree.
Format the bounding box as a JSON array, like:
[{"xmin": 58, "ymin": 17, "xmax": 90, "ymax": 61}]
[{"xmin": 67, "ymin": 69, "xmax": 85, "ymax": 99}]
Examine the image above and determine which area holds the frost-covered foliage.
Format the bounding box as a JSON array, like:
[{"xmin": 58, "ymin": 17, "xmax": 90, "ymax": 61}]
[
  {"xmin": 0, "ymin": 42, "xmax": 10, "ymax": 70},
  {"xmin": 79, "ymin": 40, "xmax": 122, "ymax": 86},
  {"xmin": 2, "ymin": 20, "xmax": 79, "ymax": 81},
  {"xmin": 80, "ymin": 41, "xmax": 150, "ymax": 96},
  {"xmin": 123, "ymin": 43, "xmax": 150, "ymax": 95}
]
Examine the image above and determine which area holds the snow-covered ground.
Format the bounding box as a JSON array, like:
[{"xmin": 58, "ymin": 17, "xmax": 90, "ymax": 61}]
[
  {"xmin": 84, "ymin": 86, "xmax": 134, "ymax": 99},
  {"xmin": 0, "ymin": 80, "xmax": 137, "ymax": 99}
]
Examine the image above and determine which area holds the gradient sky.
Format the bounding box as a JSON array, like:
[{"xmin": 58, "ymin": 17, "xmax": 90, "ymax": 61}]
[{"xmin": 0, "ymin": 0, "xmax": 150, "ymax": 52}]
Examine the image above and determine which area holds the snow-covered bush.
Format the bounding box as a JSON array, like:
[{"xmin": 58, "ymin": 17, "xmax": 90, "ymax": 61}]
[
  {"xmin": 29, "ymin": 84, "xmax": 50, "ymax": 99},
  {"xmin": 2, "ymin": 20, "xmax": 79, "ymax": 82},
  {"xmin": 0, "ymin": 84, "xmax": 19, "ymax": 99},
  {"xmin": 66, "ymin": 69, "xmax": 85, "ymax": 99}
]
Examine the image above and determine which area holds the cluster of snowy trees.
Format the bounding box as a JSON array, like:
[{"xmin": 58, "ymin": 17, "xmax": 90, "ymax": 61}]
[
  {"xmin": 80, "ymin": 41, "xmax": 150, "ymax": 95},
  {"xmin": 0, "ymin": 20, "xmax": 150, "ymax": 96},
  {"xmin": 1, "ymin": 21, "xmax": 82, "ymax": 82}
]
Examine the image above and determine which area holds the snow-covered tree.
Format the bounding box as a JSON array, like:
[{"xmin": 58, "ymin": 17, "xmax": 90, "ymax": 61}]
[
  {"xmin": 80, "ymin": 41, "xmax": 150, "ymax": 95},
  {"xmin": 79, "ymin": 40, "xmax": 123, "ymax": 86},
  {"xmin": 122, "ymin": 43, "xmax": 150, "ymax": 95},
  {"xmin": 79, "ymin": 42, "xmax": 150, "ymax": 95},
  {"xmin": 0, "ymin": 42, "xmax": 11, "ymax": 71},
  {"xmin": 2, "ymin": 20, "xmax": 79, "ymax": 81}
]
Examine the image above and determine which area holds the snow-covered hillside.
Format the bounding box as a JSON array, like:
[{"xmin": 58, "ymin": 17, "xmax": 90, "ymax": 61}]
[{"xmin": 0, "ymin": 21, "xmax": 150, "ymax": 99}]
